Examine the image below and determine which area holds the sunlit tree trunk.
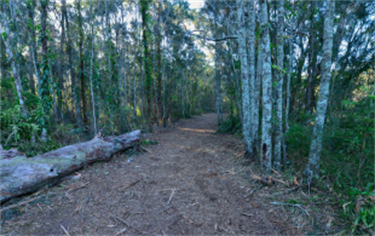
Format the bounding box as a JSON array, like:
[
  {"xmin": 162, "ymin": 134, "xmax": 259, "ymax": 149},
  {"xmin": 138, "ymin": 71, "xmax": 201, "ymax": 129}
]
[
  {"xmin": 0, "ymin": 13, "xmax": 27, "ymax": 117},
  {"xmin": 237, "ymin": 0, "xmax": 251, "ymax": 159},
  {"xmin": 260, "ymin": 0, "xmax": 273, "ymax": 173},
  {"xmin": 305, "ymin": 0, "xmax": 335, "ymax": 177},
  {"xmin": 274, "ymin": 0, "xmax": 284, "ymax": 170}
]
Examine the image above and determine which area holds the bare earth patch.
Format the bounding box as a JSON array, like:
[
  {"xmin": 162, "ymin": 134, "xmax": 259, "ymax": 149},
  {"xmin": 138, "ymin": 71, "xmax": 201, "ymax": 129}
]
[{"xmin": 1, "ymin": 113, "xmax": 298, "ymax": 235}]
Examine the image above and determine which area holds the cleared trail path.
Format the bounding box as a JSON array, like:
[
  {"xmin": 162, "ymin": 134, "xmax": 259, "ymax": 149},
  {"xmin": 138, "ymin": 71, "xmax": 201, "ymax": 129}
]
[{"xmin": 2, "ymin": 114, "xmax": 292, "ymax": 235}]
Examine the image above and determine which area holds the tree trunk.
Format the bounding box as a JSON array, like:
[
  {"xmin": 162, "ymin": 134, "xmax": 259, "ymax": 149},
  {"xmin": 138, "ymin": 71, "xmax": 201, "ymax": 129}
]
[
  {"xmin": 306, "ymin": 1, "xmax": 315, "ymax": 112},
  {"xmin": 274, "ymin": 0, "xmax": 284, "ymax": 170},
  {"xmin": 236, "ymin": 0, "xmax": 252, "ymax": 159},
  {"xmin": 64, "ymin": 0, "xmax": 82, "ymax": 127},
  {"xmin": 305, "ymin": 0, "xmax": 335, "ymax": 178},
  {"xmin": 27, "ymin": 0, "xmax": 41, "ymax": 93},
  {"xmin": 260, "ymin": 0, "xmax": 273, "ymax": 174},
  {"xmin": 0, "ymin": 130, "xmax": 141, "ymax": 204},
  {"xmin": 78, "ymin": 0, "xmax": 87, "ymax": 126},
  {"xmin": 140, "ymin": 0, "xmax": 153, "ymax": 130},
  {"xmin": 133, "ymin": 42, "xmax": 138, "ymax": 119},
  {"xmin": 247, "ymin": 1, "xmax": 256, "ymax": 159},
  {"xmin": 58, "ymin": 0, "xmax": 65, "ymax": 122},
  {"xmin": 284, "ymin": 38, "xmax": 293, "ymax": 167},
  {"xmin": 40, "ymin": 0, "xmax": 51, "ymax": 141},
  {"xmin": 89, "ymin": 0, "xmax": 97, "ymax": 134},
  {"xmin": 0, "ymin": 13, "xmax": 27, "ymax": 117},
  {"xmin": 156, "ymin": 1, "xmax": 163, "ymax": 125},
  {"xmin": 214, "ymin": 41, "xmax": 221, "ymax": 125}
]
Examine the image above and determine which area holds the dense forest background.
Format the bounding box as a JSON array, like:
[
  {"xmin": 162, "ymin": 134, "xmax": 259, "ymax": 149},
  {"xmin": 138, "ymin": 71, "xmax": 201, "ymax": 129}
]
[{"xmin": 0, "ymin": 0, "xmax": 374, "ymax": 234}]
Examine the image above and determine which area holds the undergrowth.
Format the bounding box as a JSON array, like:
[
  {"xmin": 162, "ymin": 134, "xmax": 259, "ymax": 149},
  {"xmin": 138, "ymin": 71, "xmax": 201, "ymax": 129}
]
[{"xmin": 218, "ymin": 95, "xmax": 374, "ymax": 235}]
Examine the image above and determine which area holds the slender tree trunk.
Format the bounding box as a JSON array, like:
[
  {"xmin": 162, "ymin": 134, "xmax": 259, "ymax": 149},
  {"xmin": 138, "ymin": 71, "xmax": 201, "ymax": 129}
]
[
  {"xmin": 214, "ymin": 41, "xmax": 221, "ymax": 125},
  {"xmin": 181, "ymin": 69, "xmax": 186, "ymax": 118},
  {"xmin": 26, "ymin": 0, "xmax": 41, "ymax": 92},
  {"xmin": 260, "ymin": 0, "xmax": 273, "ymax": 173},
  {"xmin": 140, "ymin": 0, "xmax": 152, "ymax": 130},
  {"xmin": 156, "ymin": 1, "xmax": 163, "ymax": 125},
  {"xmin": 133, "ymin": 43, "xmax": 137, "ymax": 119},
  {"xmin": 28, "ymin": 51, "xmax": 36, "ymax": 95},
  {"xmin": 305, "ymin": 0, "xmax": 335, "ymax": 178},
  {"xmin": 78, "ymin": 0, "xmax": 87, "ymax": 126},
  {"xmin": 64, "ymin": 0, "xmax": 82, "ymax": 127},
  {"xmin": 40, "ymin": 0, "xmax": 51, "ymax": 141},
  {"xmin": 247, "ymin": 0, "xmax": 256, "ymax": 159},
  {"xmin": 58, "ymin": 0, "xmax": 65, "ymax": 123},
  {"xmin": 0, "ymin": 12, "xmax": 27, "ymax": 117},
  {"xmin": 284, "ymin": 38, "xmax": 293, "ymax": 167},
  {"xmin": 306, "ymin": 1, "xmax": 315, "ymax": 112},
  {"xmin": 254, "ymin": 10, "xmax": 263, "ymax": 159},
  {"xmin": 228, "ymin": 38, "xmax": 242, "ymax": 122},
  {"xmin": 89, "ymin": 0, "xmax": 97, "ymax": 134},
  {"xmin": 274, "ymin": 0, "xmax": 284, "ymax": 170},
  {"xmin": 162, "ymin": 63, "xmax": 167, "ymax": 126},
  {"xmin": 120, "ymin": 4, "xmax": 127, "ymax": 115},
  {"xmin": 49, "ymin": 39, "xmax": 58, "ymax": 124},
  {"xmin": 237, "ymin": 0, "xmax": 252, "ymax": 159}
]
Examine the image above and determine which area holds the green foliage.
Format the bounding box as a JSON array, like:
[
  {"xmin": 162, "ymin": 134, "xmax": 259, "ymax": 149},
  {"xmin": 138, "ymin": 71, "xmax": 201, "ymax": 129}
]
[
  {"xmin": 22, "ymin": 92, "xmax": 39, "ymax": 109},
  {"xmin": 140, "ymin": 139, "xmax": 158, "ymax": 145},
  {"xmin": 0, "ymin": 106, "xmax": 40, "ymax": 145},
  {"xmin": 339, "ymin": 184, "xmax": 375, "ymax": 235},
  {"xmin": 217, "ymin": 115, "xmax": 241, "ymax": 134},
  {"xmin": 18, "ymin": 140, "xmax": 61, "ymax": 157},
  {"xmin": 288, "ymin": 94, "xmax": 374, "ymax": 234}
]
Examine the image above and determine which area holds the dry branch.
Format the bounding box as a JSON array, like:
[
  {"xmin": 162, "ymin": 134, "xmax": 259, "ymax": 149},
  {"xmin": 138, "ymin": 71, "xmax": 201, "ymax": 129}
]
[{"xmin": 0, "ymin": 130, "xmax": 140, "ymax": 204}]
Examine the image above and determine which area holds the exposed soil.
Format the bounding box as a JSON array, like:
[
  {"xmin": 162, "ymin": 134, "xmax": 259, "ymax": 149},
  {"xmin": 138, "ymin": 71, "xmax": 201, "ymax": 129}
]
[{"xmin": 1, "ymin": 113, "xmax": 299, "ymax": 235}]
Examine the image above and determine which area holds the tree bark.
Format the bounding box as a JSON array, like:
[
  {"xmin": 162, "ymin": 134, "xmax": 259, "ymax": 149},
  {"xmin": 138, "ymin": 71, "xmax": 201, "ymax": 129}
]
[
  {"xmin": 0, "ymin": 130, "xmax": 141, "ymax": 204},
  {"xmin": 306, "ymin": 1, "xmax": 315, "ymax": 111},
  {"xmin": 259, "ymin": 0, "xmax": 273, "ymax": 174},
  {"xmin": 63, "ymin": 0, "xmax": 82, "ymax": 127},
  {"xmin": 78, "ymin": 0, "xmax": 87, "ymax": 126},
  {"xmin": 274, "ymin": 0, "xmax": 284, "ymax": 170},
  {"xmin": 247, "ymin": 0, "xmax": 256, "ymax": 159},
  {"xmin": 236, "ymin": 0, "xmax": 252, "ymax": 159},
  {"xmin": 89, "ymin": 0, "xmax": 97, "ymax": 134},
  {"xmin": 0, "ymin": 13, "xmax": 27, "ymax": 117},
  {"xmin": 40, "ymin": 0, "xmax": 51, "ymax": 141},
  {"xmin": 140, "ymin": 0, "xmax": 153, "ymax": 130},
  {"xmin": 305, "ymin": 0, "xmax": 335, "ymax": 177}
]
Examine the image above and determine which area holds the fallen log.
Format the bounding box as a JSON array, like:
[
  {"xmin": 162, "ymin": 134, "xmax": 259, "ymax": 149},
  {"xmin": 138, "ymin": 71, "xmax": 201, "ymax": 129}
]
[{"xmin": 0, "ymin": 130, "xmax": 141, "ymax": 204}]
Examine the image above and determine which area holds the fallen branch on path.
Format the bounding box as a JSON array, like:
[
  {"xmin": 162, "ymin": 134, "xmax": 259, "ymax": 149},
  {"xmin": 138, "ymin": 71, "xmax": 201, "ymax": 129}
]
[
  {"xmin": 0, "ymin": 195, "xmax": 45, "ymax": 213},
  {"xmin": 0, "ymin": 130, "xmax": 141, "ymax": 204},
  {"xmin": 270, "ymin": 201, "xmax": 310, "ymax": 216},
  {"xmin": 167, "ymin": 188, "xmax": 176, "ymax": 205}
]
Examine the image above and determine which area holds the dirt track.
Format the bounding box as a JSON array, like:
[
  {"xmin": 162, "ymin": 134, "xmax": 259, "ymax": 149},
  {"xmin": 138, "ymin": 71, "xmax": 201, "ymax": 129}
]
[{"xmin": 2, "ymin": 113, "xmax": 295, "ymax": 235}]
